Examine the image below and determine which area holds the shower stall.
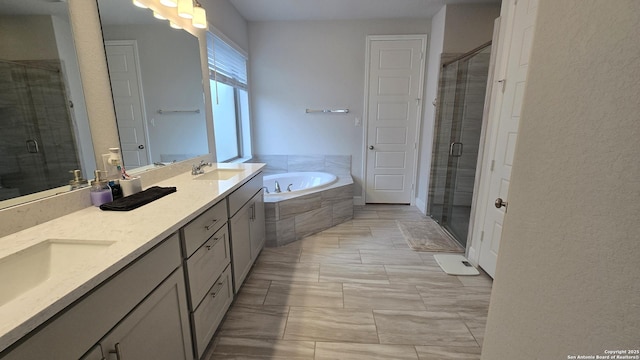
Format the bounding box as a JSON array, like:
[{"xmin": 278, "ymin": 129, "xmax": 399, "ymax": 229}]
[
  {"xmin": 0, "ymin": 59, "xmax": 81, "ymax": 200},
  {"xmin": 427, "ymin": 42, "xmax": 492, "ymax": 248}
]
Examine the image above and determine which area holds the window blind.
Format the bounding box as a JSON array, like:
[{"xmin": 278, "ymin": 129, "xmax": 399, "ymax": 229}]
[{"xmin": 207, "ymin": 32, "xmax": 247, "ymax": 89}]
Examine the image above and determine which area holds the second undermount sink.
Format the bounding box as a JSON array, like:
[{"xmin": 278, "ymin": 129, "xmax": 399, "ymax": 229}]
[
  {"xmin": 194, "ymin": 168, "xmax": 244, "ymax": 181},
  {"xmin": 0, "ymin": 239, "xmax": 115, "ymax": 306}
]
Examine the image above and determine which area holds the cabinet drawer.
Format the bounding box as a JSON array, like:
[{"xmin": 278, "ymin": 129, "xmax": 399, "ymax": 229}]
[
  {"xmin": 227, "ymin": 172, "xmax": 263, "ymax": 217},
  {"xmin": 183, "ymin": 200, "xmax": 227, "ymax": 257},
  {"xmin": 186, "ymin": 226, "xmax": 230, "ymax": 308},
  {"xmin": 192, "ymin": 265, "xmax": 233, "ymax": 359}
]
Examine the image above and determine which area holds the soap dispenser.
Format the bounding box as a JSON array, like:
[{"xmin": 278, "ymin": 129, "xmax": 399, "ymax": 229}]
[
  {"xmin": 69, "ymin": 169, "xmax": 88, "ymax": 190},
  {"xmin": 90, "ymin": 170, "xmax": 113, "ymax": 207}
]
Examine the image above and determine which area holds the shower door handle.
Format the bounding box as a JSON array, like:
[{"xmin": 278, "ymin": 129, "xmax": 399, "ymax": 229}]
[
  {"xmin": 449, "ymin": 142, "xmax": 463, "ymax": 157},
  {"xmin": 26, "ymin": 139, "xmax": 39, "ymax": 154}
]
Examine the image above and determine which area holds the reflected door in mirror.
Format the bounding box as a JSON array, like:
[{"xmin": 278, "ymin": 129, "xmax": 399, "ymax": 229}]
[{"xmin": 105, "ymin": 41, "xmax": 150, "ymax": 169}]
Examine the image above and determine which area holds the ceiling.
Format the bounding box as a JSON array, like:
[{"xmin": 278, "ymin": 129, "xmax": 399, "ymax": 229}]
[{"xmin": 228, "ymin": 0, "xmax": 500, "ymax": 22}]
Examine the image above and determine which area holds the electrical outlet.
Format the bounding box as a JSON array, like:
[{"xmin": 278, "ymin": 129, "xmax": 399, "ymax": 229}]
[
  {"xmin": 354, "ymin": 117, "xmax": 361, "ymax": 126},
  {"xmin": 102, "ymin": 154, "xmax": 120, "ymax": 178}
]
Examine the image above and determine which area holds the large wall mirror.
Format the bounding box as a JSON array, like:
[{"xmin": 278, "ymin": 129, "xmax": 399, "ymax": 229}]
[
  {"xmin": 97, "ymin": 0, "xmax": 209, "ymax": 171},
  {"xmin": 0, "ymin": 0, "xmax": 96, "ymax": 208}
]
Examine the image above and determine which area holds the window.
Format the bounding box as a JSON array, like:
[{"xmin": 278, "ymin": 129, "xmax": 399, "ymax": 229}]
[{"xmin": 207, "ymin": 32, "xmax": 251, "ymax": 162}]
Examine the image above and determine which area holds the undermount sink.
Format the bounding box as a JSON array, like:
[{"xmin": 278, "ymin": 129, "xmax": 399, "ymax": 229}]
[
  {"xmin": 0, "ymin": 239, "xmax": 115, "ymax": 306},
  {"xmin": 194, "ymin": 168, "xmax": 244, "ymax": 181}
]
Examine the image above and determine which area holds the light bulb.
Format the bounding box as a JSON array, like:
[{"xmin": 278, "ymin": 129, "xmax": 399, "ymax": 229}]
[
  {"xmin": 192, "ymin": 5, "xmax": 207, "ymax": 29},
  {"xmin": 153, "ymin": 11, "xmax": 167, "ymax": 20},
  {"xmin": 160, "ymin": 0, "xmax": 178, "ymax": 7},
  {"xmin": 170, "ymin": 22, "xmax": 182, "ymax": 29},
  {"xmin": 132, "ymin": 0, "xmax": 148, "ymax": 8},
  {"xmin": 178, "ymin": 0, "xmax": 194, "ymax": 19}
]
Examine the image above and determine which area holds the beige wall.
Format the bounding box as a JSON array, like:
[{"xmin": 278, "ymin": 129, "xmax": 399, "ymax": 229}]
[
  {"xmin": 481, "ymin": 0, "xmax": 640, "ymax": 358},
  {"xmin": 443, "ymin": 4, "xmax": 500, "ymax": 54},
  {"xmin": 0, "ymin": 16, "xmax": 58, "ymax": 60}
]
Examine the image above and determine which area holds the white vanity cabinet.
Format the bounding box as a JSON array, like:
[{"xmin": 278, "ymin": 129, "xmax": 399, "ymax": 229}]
[
  {"xmin": 227, "ymin": 173, "xmax": 265, "ymax": 293},
  {"xmin": 80, "ymin": 345, "xmax": 104, "ymax": 360},
  {"xmin": 180, "ymin": 199, "xmax": 233, "ymax": 359},
  {"xmin": 96, "ymin": 267, "xmax": 192, "ymax": 360},
  {"xmin": 2, "ymin": 233, "xmax": 190, "ymax": 360}
]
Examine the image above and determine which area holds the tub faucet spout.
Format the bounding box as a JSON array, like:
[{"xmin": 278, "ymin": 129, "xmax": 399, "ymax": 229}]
[{"xmin": 274, "ymin": 181, "xmax": 281, "ymax": 193}]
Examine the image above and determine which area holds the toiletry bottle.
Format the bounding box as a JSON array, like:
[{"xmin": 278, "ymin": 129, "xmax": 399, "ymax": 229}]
[
  {"xmin": 69, "ymin": 169, "xmax": 87, "ymax": 190},
  {"xmin": 109, "ymin": 179, "xmax": 123, "ymax": 200},
  {"xmin": 90, "ymin": 170, "xmax": 113, "ymax": 207}
]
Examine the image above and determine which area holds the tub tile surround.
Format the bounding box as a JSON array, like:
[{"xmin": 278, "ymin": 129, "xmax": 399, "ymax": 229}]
[
  {"xmin": 207, "ymin": 205, "xmax": 492, "ymax": 360},
  {"xmin": 253, "ymin": 154, "xmax": 354, "ymax": 247},
  {"xmin": 0, "ymin": 162, "xmax": 264, "ymax": 352},
  {"xmin": 265, "ymin": 180, "xmax": 354, "ymax": 247},
  {"xmin": 249, "ymin": 154, "xmax": 351, "ymax": 175}
]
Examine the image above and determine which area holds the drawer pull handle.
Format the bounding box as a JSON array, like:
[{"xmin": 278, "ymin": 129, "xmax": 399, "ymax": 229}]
[
  {"xmin": 204, "ymin": 219, "xmax": 218, "ymax": 231},
  {"xmin": 108, "ymin": 343, "xmax": 123, "ymax": 360},
  {"xmin": 205, "ymin": 237, "xmax": 221, "ymax": 251},
  {"xmin": 210, "ymin": 279, "xmax": 226, "ymax": 298}
]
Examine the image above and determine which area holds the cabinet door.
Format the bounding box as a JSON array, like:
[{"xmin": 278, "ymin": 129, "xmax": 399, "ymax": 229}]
[
  {"xmin": 249, "ymin": 190, "xmax": 265, "ymax": 261},
  {"xmin": 229, "ymin": 207, "xmax": 252, "ymax": 294},
  {"xmin": 80, "ymin": 345, "xmax": 105, "ymax": 360},
  {"xmin": 100, "ymin": 268, "xmax": 192, "ymax": 360}
]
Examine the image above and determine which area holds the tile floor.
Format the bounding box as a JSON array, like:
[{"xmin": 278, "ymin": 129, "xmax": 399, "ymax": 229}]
[{"xmin": 205, "ymin": 205, "xmax": 492, "ymax": 360}]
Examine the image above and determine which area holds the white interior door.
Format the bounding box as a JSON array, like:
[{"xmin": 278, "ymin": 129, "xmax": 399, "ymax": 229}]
[
  {"xmin": 364, "ymin": 35, "xmax": 426, "ymax": 204},
  {"xmin": 478, "ymin": 0, "xmax": 538, "ymax": 277},
  {"xmin": 105, "ymin": 41, "xmax": 150, "ymax": 169}
]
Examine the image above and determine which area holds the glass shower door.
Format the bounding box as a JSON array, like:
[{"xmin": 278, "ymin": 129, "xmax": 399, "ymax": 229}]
[{"xmin": 428, "ymin": 45, "xmax": 492, "ymax": 248}]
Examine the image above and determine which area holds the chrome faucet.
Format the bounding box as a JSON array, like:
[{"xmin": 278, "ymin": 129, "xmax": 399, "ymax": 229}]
[
  {"xmin": 191, "ymin": 160, "xmax": 212, "ymax": 175},
  {"xmin": 274, "ymin": 181, "xmax": 281, "ymax": 193},
  {"xmin": 262, "ymin": 186, "xmax": 269, "ymax": 194},
  {"xmin": 287, "ymin": 184, "xmax": 293, "ymax": 192}
]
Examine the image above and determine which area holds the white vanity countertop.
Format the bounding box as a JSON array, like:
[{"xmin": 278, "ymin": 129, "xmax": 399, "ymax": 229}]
[{"xmin": 0, "ymin": 162, "xmax": 264, "ymax": 353}]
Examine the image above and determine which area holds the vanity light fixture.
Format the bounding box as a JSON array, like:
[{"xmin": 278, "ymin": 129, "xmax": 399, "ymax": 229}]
[
  {"xmin": 177, "ymin": 0, "xmax": 194, "ymax": 19},
  {"xmin": 132, "ymin": 0, "xmax": 148, "ymax": 8},
  {"xmin": 192, "ymin": 2, "xmax": 207, "ymax": 29},
  {"xmin": 160, "ymin": 0, "xmax": 178, "ymax": 7},
  {"xmin": 170, "ymin": 21, "xmax": 182, "ymax": 29}
]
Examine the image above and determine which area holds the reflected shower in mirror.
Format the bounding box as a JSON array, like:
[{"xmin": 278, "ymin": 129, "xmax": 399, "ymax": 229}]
[
  {"xmin": 97, "ymin": 0, "xmax": 208, "ymax": 170},
  {"xmin": 0, "ymin": 0, "xmax": 95, "ymax": 208}
]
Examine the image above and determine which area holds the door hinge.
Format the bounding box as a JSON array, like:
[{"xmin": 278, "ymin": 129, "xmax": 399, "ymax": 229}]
[
  {"xmin": 490, "ymin": 160, "xmax": 495, "ymax": 171},
  {"xmin": 480, "ymin": 231, "xmax": 484, "ymax": 242}
]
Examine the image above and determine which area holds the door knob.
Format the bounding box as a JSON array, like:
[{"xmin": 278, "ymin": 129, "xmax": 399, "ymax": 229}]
[
  {"xmin": 138, "ymin": 144, "xmax": 145, "ymax": 149},
  {"xmin": 495, "ymin": 198, "xmax": 508, "ymax": 209},
  {"xmin": 368, "ymin": 145, "xmax": 374, "ymax": 150}
]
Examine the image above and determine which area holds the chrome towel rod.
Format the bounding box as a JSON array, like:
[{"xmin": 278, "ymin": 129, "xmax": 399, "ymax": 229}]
[
  {"xmin": 305, "ymin": 109, "xmax": 349, "ymax": 114},
  {"xmin": 157, "ymin": 109, "xmax": 201, "ymax": 114}
]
